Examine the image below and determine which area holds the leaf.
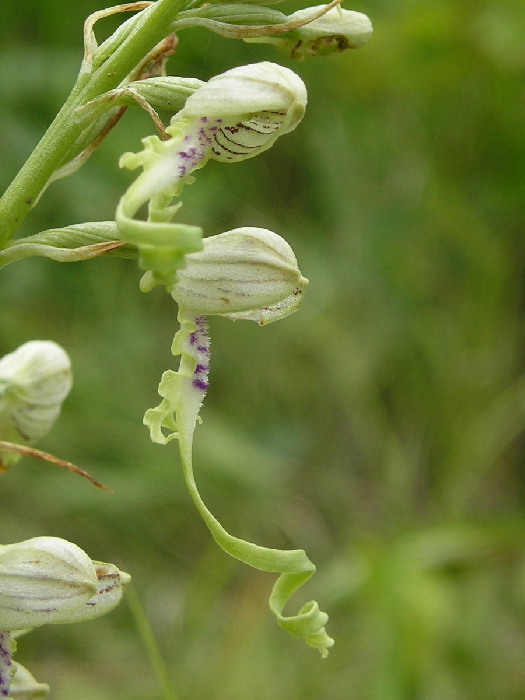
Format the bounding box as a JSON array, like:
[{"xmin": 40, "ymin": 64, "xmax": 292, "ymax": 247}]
[{"xmin": 0, "ymin": 222, "xmax": 137, "ymax": 267}]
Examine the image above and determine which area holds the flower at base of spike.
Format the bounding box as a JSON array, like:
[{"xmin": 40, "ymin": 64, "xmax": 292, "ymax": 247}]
[
  {"xmin": 116, "ymin": 62, "xmax": 307, "ymax": 288},
  {"xmin": 0, "ymin": 537, "xmax": 130, "ymax": 631},
  {"xmin": 0, "ymin": 342, "xmax": 72, "ymax": 471},
  {"xmin": 245, "ymin": 5, "xmax": 373, "ymax": 59}
]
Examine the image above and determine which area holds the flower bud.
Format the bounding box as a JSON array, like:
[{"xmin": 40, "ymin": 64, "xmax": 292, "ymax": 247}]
[
  {"xmin": 0, "ymin": 341, "xmax": 72, "ymax": 470},
  {"xmin": 171, "ymin": 227, "xmax": 308, "ymax": 324},
  {"xmin": 287, "ymin": 6, "xmax": 373, "ymax": 46},
  {"xmin": 177, "ymin": 62, "xmax": 307, "ymax": 162},
  {"xmin": 246, "ymin": 6, "xmax": 373, "ymax": 59},
  {"xmin": 0, "ymin": 537, "xmax": 129, "ymax": 630}
]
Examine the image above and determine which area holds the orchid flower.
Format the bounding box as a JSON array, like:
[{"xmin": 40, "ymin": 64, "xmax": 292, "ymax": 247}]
[
  {"xmin": 116, "ymin": 61, "xmax": 307, "ymax": 289},
  {"xmin": 0, "ymin": 536, "xmax": 130, "ymax": 697},
  {"xmin": 245, "ymin": 5, "xmax": 373, "ymax": 59},
  {"xmin": 116, "ymin": 58, "xmax": 332, "ymax": 656},
  {"xmin": 143, "ymin": 226, "xmax": 333, "ymax": 656},
  {"xmin": 0, "ymin": 342, "xmax": 72, "ymax": 471}
]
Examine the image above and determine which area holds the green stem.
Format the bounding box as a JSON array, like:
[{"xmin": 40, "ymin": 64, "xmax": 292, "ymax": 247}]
[
  {"xmin": 126, "ymin": 584, "xmax": 178, "ymax": 700},
  {"xmin": 0, "ymin": 0, "xmax": 188, "ymax": 247}
]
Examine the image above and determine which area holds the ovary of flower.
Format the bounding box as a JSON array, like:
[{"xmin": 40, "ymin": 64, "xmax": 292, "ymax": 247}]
[
  {"xmin": 0, "ymin": 341, "xmax": 72, "ymax": 470},
  {"xmin": 117, "ymin": 62, "xmax": 307, "ymax": 226},
  {"xmin": 0, "ymin": 537, "xmax": 130, "ymax": 630}
]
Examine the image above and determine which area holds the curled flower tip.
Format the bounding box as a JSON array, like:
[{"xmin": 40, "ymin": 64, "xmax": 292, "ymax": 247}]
[
  {"xmin": 0, "ymin": 341, "xmax": 72, "ymax": 470},
  {"xmin": 172, "ymin": 227, "xmax": 308, "ymax": 324},
  {"xmin": 0, "ymin": 537, "xmax": 129, "ymax": 630}
]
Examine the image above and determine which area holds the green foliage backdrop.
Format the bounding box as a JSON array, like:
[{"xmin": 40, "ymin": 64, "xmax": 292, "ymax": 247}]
[{"xmin": 2, "ymin": 0, "xmax": 525, "ymax": 698}]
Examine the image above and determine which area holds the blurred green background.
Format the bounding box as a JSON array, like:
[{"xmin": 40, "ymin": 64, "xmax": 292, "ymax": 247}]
[{"xmin": 2, "ymin": 0, "xmax": 525, "ymax": 697}]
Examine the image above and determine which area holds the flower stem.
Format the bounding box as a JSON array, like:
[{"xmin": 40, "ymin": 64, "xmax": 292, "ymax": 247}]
[
  {"xmin": 126, "ymin": 585, "xmax": 178, "ymax": 700},
  {"xmin": 0, "ymin": 0, "xmax": 188, "ymax": 247}
]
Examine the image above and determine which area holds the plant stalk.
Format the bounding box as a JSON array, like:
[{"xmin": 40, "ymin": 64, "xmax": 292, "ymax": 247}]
[{"xmin": 0, "ymin": 0, "xmax": 187, "ymax": 246}]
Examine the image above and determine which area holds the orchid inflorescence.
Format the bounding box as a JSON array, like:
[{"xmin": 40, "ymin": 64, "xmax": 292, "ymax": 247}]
[
  {"xmin": 0, "ymin": 0, "xmax": 372, "ymax": 692},
  {"xmin": 119, "ymin": 59, "xmax": 336, "ymax": 655}
]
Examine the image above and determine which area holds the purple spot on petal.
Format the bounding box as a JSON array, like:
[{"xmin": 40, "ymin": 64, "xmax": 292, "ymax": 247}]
[{"xmin": 193, "ymin": 379, "xmax": 209, "ymax": 391}]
